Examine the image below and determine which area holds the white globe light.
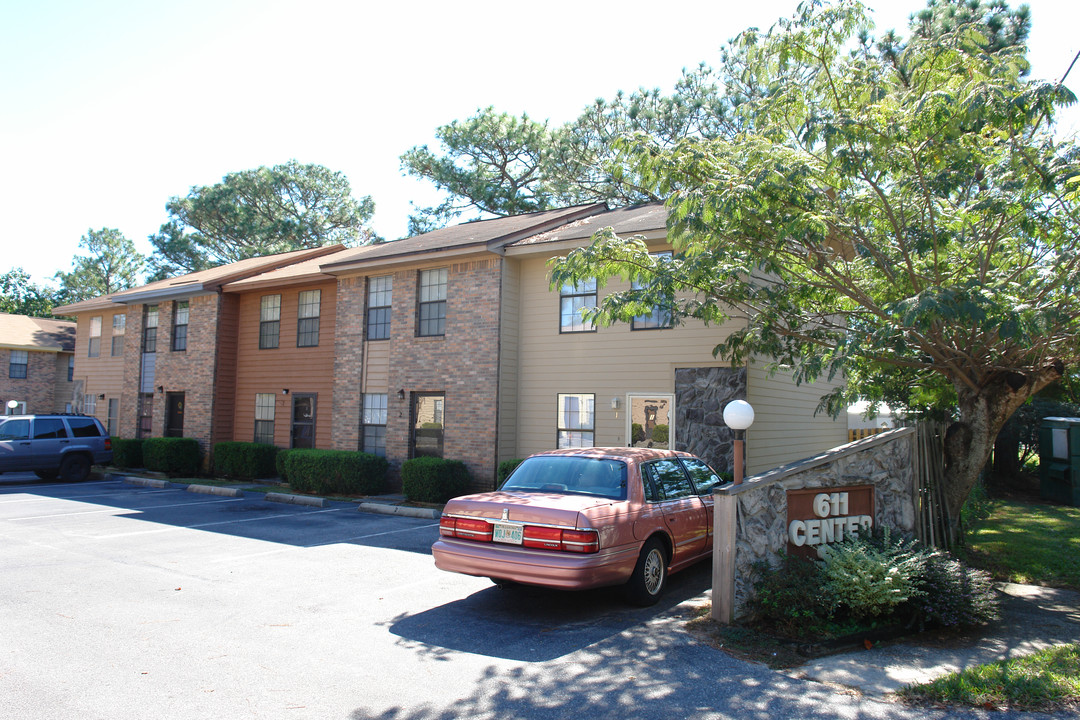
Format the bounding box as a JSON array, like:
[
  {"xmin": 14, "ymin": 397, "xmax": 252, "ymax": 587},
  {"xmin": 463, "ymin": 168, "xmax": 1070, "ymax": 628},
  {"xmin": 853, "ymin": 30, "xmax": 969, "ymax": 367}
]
[
  {"xmin": 6, "ymin": 400, "xmax": 18, "ymax": 410},
  {"xmin": 723, "ymin": 400, "xmax": 755, "ymax": 430}
]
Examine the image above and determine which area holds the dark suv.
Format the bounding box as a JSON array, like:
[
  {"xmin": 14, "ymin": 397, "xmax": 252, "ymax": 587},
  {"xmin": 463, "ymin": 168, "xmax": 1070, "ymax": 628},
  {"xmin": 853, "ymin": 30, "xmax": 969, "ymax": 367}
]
[{"xmin": 0, "ymin": 414, "xmax": 113, "ymax": 482}]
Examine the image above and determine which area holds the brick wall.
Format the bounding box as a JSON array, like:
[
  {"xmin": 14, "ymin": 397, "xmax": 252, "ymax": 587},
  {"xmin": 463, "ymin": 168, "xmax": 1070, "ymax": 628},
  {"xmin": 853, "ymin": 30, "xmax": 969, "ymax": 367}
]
[
  {"xmin": 0, "ymin": 349, "xmax": 60, "ymax": 414},
  {"xmin": 332, "ymin": 275, "xmax": 365, "ymax": 451}
]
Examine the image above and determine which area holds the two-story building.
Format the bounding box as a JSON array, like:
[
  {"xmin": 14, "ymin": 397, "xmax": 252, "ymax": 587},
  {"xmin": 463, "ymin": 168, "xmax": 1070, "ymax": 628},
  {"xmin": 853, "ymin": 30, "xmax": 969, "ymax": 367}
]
[
  {"xmin": 0, "ymin": 313, "xmax": 76, "ymax": 415},
  {"xmin": 54, "ymin": 203, "xmax": 847, "ymax": 488}
]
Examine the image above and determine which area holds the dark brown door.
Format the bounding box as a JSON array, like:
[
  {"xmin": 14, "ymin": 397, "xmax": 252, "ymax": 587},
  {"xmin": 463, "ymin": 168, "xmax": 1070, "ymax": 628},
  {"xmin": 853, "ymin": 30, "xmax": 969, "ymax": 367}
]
[{"xmin": 165, "ymin": 392, "xmax": 184, "ymax": 438}]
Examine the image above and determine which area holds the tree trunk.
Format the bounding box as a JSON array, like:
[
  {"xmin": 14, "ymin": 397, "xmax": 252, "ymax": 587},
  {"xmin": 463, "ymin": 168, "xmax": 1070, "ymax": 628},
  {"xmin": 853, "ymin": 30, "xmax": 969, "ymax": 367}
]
[
  {"xmin": 942, "ymin": 362, "xmax": 1064, "ymax": 543},
  {"xmin": 992, "ymin": 420, "xmax": 1021, "ymax": 483}
]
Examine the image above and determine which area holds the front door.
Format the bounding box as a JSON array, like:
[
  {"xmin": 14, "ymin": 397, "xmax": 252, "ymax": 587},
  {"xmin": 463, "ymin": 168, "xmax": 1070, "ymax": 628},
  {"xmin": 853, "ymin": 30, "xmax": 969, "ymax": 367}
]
[
  {"xmin": 627, "ymin": 394, "xmax": 674, "ymax": 448},
  {"xmin": 165, "ymin": 392, "xmax": 184, "ymax": 438},
  {"xmin": 291, "ymin": 394, "xmax": 316, "ymax": 448}
]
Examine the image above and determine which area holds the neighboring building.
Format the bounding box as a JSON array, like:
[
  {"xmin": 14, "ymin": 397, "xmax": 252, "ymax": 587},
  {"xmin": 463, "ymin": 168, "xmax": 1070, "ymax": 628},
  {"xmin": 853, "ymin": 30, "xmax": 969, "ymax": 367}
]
[
  {"xmin": 52, "ymin": 203, "xmax": 848, "ymax": 487},
  {"xmin": 0, "ymin": 313, "xmax": 76, "ymax": 415}
]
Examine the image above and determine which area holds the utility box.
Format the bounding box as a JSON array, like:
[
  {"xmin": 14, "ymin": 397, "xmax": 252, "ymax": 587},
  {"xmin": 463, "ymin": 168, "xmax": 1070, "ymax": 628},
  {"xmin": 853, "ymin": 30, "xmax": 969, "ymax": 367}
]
[{"xmin": 1038, "ymin": 417, "xmax": 1080, "ymax": 506}]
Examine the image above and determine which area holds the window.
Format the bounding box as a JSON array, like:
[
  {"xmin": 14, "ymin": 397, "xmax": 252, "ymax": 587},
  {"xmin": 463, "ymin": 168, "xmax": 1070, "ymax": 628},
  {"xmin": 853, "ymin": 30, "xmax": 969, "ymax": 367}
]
[
  {"xmin": 0, "ymin": 419, "xmax": 29, "ymax": 439},
  {"xmin": 172, "ymin": 301, "xmax": 189, "ymax": 351},
  {"xmin": 143, "ymin": 305, "xmax": 158, "ymax": 353},
  {"xmin": 361, "ymin": 393, "xmax": 388, "ymax": 457},
  {"xmin": 9, "ymin": 350, "xmax": 28, "ymax": 379},
  {"xmin": 559, "ymin": 278, "xmax": 597, "ymax": 333},
  {"xmin": 67, "ymin": 355, "xmax": 74, "ymax": 382},
  {"xmin": 632, "ymin": 252, "xmax": 674, "ymax": 330},
  {"xmin": 83, "ymin": 393, "xmax": 97, "ymax": 415},
  {"xmin": 681, "ymin": 457, "xmax": 726, "ymax": 495},
  {"xmin": 33, "ymin": 418, "xmax": 68, "ymax": 439},
  {"xmin": 642, "ymin": 459, "xmax": 694, "ymax": 501},
  {"xmin": 291, "ymin": 394, "xmax": 316, "ymax": 448},
  {"xmin": 138, "ymin": 393, "xmax": 153, "ymax": 438},
  {"xmin": 297, "ymin": 290, "xmax": 321, "ymax": 347},
  {"xmin": 67, "ymin": 417, "xmax": 102, "ymax": 437},
  {"xmin": 557, "ymin": 393, "xmax": 595, "ymax": 448},
  {"xmin": 366, "ymin": 276, "xmax": 392, "ymax": 340},
  {"xmin": 254, "ymin": 393, "xmax": 275, "ymax": 445},
  {"xmin": 417, "ymin": 268, "xmax": 447, "ymax": 337},
  {"xmin": 259, "ymin": 295, "xmax": 281, "ymax": 349},
  {"xmin": 107, "ymin": 398, "xmax": 119, "ymax": 436},
  {"xmin": 411, "ymin": 393, "xmax": 444, "ymax": 458},
  {"xmin": 88, "ymin": 316, "xmax": 102, "ymax": 357},
  {"xmin": 111, "ymin": 313, "xmax": 126, "ymax": 356}
]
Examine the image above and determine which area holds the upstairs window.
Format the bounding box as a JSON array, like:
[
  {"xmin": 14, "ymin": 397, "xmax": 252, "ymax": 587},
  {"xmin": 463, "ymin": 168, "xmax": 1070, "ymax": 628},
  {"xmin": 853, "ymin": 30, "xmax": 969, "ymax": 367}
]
[
  {"xmin": 297, "ymin": 290, "xmax": 321, "ymax": 347},
  {"xmin": 143, "ymin": 305, "xmax": 158, "ymax": 353},
  {"xmin": 559, "ymin": 278, "xmax": 597, "ymax": 333},
  {"xmin": 417, "ymin": 268, "xmax": 447, "ymax": 337},
  {"xmin": 9, "ymin": 350, "xmax": 28, "ymax": 379},
  {"xmin": 366, "ymin": 276, "xmax": 392, "ymax": 340},
  {"xmin": 172, "ymin": 301, "xmax": 189, "ymax": 351},
  {"xmin": 88, "ymin": 316, "xmax": 102, "ymax": 357},
  {"xmin": 632, "ymin": 252, "xmax": 674, "ymax": 330},
  {"xmin": 557, "ymin": 393, "xmax": 595, "ymax": 448},
  {"xmin": 259, "ymin": 295, "xmax": 281, "ymax": 349},
  {"xmin": 111, "ymin": 313, "xmax": 126, "ymax": 356}
]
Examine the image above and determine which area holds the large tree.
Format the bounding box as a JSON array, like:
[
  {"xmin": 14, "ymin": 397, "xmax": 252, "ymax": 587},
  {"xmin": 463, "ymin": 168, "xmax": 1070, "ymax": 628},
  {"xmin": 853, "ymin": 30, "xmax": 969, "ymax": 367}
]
[
  {"xmin": 0, "ymin": 268, "xmax": 64, "ymax": 318},
  {"xmin": 54, "ymin": 228, "xmax": 144, "ymax": 303},
  {"xmin": 149, "ymin": 160, "xmax": 376, "ymax": 278},
  {"xmin": 552, "ymin": 0, "xmax": 1079, "ymax": 533}
]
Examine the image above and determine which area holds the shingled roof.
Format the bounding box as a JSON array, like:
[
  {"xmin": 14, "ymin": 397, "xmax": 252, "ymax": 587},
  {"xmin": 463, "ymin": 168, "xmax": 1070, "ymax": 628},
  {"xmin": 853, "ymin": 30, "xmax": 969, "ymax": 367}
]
[{"xmin": 0, "ymin": 313, "xmax": 76, "ymax": 352}]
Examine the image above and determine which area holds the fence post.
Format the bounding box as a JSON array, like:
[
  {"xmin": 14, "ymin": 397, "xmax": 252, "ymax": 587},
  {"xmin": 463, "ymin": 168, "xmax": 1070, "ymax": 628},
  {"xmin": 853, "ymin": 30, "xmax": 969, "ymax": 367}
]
[{"xmin": 711, "ymin": 491, "xmax": 738, "ymax": 623}]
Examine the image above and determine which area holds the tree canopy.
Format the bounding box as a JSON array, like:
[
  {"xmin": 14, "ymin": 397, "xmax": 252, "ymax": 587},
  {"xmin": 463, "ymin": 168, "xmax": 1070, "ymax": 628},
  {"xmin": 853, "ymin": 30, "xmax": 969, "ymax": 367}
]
[
  {"xmin": 0, "ymin": 268, "xmax": 65, "ymax": 319},
  {"xmin": 54, "ymin": 228, "xmax": 144, "ymax": 303},
  {"xmin": 551, "ymin": 0, "xmax": 1079, "ymax": 526},
  {"xmin": 148, "ymin": 160, "xmax": 376, "ymax": 278}
]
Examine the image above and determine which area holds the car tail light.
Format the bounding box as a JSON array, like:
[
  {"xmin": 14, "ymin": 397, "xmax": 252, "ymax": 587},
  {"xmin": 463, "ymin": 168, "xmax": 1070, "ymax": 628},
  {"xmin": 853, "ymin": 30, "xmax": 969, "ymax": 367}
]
[
  {"xmin": 523, "ymin": 526, "xmax": 562, "ymax": 550},
  {"xmin": 439, "ymin": 516, "xmax": 493, "ymax": 542},
  {"xmin": 561, "ymin": 529, "xmax": 600, "ymax": 553},
  {"xmin": 440, "ymin": 517, "xmax": 599, "ymax": 554},
  {"xmin": 104, "ymin": 437, "xmax": 112, "ymax": 450}
]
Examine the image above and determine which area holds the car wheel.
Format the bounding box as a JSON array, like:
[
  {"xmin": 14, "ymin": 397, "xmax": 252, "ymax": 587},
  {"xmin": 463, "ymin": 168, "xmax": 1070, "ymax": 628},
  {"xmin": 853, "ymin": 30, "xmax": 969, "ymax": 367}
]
[
  {"xmin": 625, "ymin": 537, "xmax": 668, "ymax": 606},
  {"xmin": 59, "ymin": 454, "xmax": 91, "ymax": 483},
  {"xmin": 34, "ymin": 469, "xmax": 59, "ymax": 480}
]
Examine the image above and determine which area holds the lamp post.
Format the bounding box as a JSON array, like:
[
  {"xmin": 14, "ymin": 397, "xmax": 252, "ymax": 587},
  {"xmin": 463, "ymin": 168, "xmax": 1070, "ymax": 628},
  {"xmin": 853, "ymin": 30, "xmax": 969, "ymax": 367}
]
[{"xmin": 723, "ymin": 400, "xmax": 755, "ymax": 485}]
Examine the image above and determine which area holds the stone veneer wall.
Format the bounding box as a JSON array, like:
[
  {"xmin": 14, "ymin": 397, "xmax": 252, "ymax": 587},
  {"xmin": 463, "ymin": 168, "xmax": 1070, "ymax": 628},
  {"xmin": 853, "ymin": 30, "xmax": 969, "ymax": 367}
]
[
  {"xmin": 674, "ymin": 366, "xmax": 746, "ymax": 476},
  {"xmin": 717, "ymin": 427, "xmax": 917, "ymax": 615}
]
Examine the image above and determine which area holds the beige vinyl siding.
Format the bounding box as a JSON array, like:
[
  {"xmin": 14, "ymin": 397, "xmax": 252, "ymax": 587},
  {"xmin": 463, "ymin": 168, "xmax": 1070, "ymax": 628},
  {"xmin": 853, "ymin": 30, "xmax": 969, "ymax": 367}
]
[
  {"xmin": 232, "ymin": 281, "xmax": 336, "ymax": 448},
  {"xmin": 363, "ymin": 341, "xmax": 390, "ymax": 392},
  {"xmin": 52, "ymin": 352, "xmax": 74, "ymax": 412},
  {"xmin": 513, "ymin": 254, "xmax": 745, "ymax": 458},
  {"xmin": 497, "ymin": 258, "xmax": 521, "ymax": 464},
  {"xmin": 746, "ymin": 364, "xmax": 848, "ymax": 474},
  {"xmin": 72, "ymin": 310, "xmax": 126, "ymax": 424}
]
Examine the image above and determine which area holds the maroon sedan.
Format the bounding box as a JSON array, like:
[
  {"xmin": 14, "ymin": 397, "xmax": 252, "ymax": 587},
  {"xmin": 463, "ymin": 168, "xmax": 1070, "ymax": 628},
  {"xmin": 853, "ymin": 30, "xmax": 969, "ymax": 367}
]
[{"xmin": 431, "ymin": 447, "xmax": 727, "ymax": 605}]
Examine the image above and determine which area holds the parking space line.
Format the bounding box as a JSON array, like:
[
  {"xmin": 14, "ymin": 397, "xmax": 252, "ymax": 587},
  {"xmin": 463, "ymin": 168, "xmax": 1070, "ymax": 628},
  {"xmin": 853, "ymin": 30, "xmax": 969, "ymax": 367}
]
[
  {"xmin": 93, "ymin": 506, "xmax": 353, "ymax": 538},
  {"xmin": 0, "ymin": 490, "xmax": 175, "ymax": 505},
  {"xmin": 210, "ymin": 521, "xmax": 441, "ymax": 562},
  {"xmin": 8, "ymin": 497, "xmax": 247, "ymax": 521}
]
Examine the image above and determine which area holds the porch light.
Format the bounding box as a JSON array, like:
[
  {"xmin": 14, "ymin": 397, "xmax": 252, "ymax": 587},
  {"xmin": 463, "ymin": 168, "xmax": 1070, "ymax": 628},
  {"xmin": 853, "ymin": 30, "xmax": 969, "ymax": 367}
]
[{"xmin": 723, "ymin": 400, "xmax": 755, "ymax": 485}]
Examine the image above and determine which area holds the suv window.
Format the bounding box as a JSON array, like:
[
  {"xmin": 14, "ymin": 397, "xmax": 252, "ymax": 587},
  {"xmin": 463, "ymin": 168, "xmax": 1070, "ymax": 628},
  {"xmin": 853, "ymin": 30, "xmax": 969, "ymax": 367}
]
[
  {"xmin": 0, "ymin": 419, "xmax": 30, "ymax": 441},
  {"xmin": 33, "ymin": 418, "xmax": 69, "ymax": 440},
  {"xmin": 67, "ymin": 417, "xmax": 103, "ymax": 438}
]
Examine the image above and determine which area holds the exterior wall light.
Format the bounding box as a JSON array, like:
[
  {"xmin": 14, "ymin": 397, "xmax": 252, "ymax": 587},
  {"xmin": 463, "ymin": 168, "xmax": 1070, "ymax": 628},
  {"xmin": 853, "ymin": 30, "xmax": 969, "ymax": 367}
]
[
  {"xmin": 397, "ymin": 389, "xmax": 406, "ymax": 400},
  {"xmin": 723, "ymin": 400, "xmax": 755, "ymax": 485},
  {"xmin": 281, "ymin": 388, "xmax": 290, "ymax": 395}
]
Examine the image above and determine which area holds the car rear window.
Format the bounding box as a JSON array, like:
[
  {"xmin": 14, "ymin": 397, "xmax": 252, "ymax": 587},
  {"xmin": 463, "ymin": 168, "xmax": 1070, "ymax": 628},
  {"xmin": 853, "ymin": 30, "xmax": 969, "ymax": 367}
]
[
  {"xmin": 33, "ymin": 418, "xmax": 69, "ymax": 439},
  {"xmin": 501, "ymin": 456, "xmax": 628, "ymax": 500},
  {"xmin": 66, "ymin": 417, "xmax": 103, "ymax": 438}
]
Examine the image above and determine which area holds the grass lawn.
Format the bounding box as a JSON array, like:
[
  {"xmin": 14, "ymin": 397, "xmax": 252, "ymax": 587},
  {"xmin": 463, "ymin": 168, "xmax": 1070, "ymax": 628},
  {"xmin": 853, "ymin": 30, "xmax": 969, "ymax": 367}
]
[{"xmin": 960, "ymin": 497, "xmax": 1080, "ymax": 590}]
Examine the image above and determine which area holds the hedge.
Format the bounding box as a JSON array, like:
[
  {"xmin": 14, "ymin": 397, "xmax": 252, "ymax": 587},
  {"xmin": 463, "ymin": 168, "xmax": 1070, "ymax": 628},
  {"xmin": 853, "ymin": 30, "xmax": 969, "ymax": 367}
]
[
  {"xmin": 275, "ymin": 448, "xmax": 293, "ymax": 482},
  {"xmin": 213, "ymin": 441, "xmax": 279, "ymax": 480},
  {"xmin": 497, "ymin": 458, "xmax": 524, "ymax": 485},
  {"xmin": 402, "ymin": 457, "xmax": 471, "ymax": 503},
  {"xmin": 283, "ymin": 449, "xmax": 388, "ymax": 496},
  {"xmin": 110, "ymin": 437, "xmax": 144, "ymax": 469},
  {"xmin": 142, "ymin": 437, "xmax": 201, "ymax": 476}
]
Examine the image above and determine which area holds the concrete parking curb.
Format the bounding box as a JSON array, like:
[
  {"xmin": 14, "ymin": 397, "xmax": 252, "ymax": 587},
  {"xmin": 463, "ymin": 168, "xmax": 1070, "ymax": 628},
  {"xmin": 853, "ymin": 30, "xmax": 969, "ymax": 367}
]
[
  {"xmin": 265, "ymin": 492, "xmax": 327, "ymax": 508},
  {"xmin": 115, "ymin": 475, "xmax": 170, "ymax": 489},
  {"xmin": 358, "ymin": 502, "xmax": 440, "ymax": 519},
  {"xmin": 186, "ymin": 484, "xmax": 245, "ymax": 498}
]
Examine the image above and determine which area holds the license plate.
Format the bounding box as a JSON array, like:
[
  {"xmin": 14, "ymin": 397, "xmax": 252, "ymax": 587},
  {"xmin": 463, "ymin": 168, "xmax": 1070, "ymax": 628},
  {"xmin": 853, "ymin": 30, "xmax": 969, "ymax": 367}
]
[{"xmin": 492, "ymin": 522, "xmax": 523, "ymax": 545}]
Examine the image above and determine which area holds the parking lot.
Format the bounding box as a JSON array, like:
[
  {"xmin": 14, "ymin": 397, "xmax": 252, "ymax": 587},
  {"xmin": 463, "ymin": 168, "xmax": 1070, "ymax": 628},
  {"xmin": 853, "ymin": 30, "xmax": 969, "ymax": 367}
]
[{"xmin": 1, "ymin": 475, "xmax": 918, "ymax": 720}]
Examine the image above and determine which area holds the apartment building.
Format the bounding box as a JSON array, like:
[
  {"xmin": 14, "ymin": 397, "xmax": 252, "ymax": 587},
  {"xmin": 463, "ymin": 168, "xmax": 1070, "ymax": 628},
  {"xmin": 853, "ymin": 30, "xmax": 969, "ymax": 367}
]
[
  {"xmin": 0, "ymin": 313, "xmax": 76, "ymax": 415},
  {"xmin": 53, "ymin": 203, "xmax": 847, "ymax": 488}
]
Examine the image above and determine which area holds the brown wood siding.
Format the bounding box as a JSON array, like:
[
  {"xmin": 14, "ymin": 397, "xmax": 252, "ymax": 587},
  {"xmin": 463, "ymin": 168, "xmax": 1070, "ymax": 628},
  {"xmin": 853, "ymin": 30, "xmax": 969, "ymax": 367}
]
[
  {"xmin": 212, "ymin": 294, "xmax": 240, "ymax": 444},
  {"xmin": 232, "ymin": 281, "xmax": 337, "ymax": 448}
]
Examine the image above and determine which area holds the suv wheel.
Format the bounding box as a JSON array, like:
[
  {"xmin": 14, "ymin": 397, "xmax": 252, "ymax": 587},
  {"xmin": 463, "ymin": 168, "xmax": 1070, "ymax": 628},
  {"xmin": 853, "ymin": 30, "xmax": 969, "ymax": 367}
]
[{"xmin": 59, "ymin": 454, "xmax": 91, "ymax": 483}]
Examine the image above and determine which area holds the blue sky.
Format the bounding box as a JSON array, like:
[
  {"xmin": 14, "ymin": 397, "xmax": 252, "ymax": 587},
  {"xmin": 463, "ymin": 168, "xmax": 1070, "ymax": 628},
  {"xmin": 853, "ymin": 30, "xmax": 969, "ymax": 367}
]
[{"xmin": 3, "ymin": 0, "xmax": 1078, "ymax": 286}]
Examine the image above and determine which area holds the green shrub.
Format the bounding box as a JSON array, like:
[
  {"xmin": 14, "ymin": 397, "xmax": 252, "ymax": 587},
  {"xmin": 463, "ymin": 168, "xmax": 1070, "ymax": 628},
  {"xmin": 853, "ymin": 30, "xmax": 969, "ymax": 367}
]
[
  {"xmin": 651, "ymin": 424, "xmax": 669, "ymax": 444},
  {"xmin": 402, "ymin": 457, "xmax": 471, "ymax": 503},
  {"xmin": 283, "ymin": 449, "xmax": 387, "ymax": 496},
  {"xmin": 213, "ymin": 441, "xmax": 278, "ymax": 479},
  {"xmin": 110, "ymin": 437, "xmax": 144, "ymax": 469},
  {"xmin": 497, "ymin": 458, "xmax": 524, "ymax": 485},
  {"xmin": 821, "ymin": 530, "xmax": 929, "ymax": 620},
  {"xmin": 142, "ymin": 437, "xmax": 201, "ymax": 476},
  {"xmin": 906, "ymin": 552, "xmax": 1001, "ymax": 629},
  {"xmin": 746, "ymin": 554, "xmax": 834, "ymax": 637},
  {"xmin": 631, "ymin": 423, "xmax": 646, "ymax": 444},
  {"xmin": 275, "ymin": 448, "xmax": 293, "ymax": 481}
]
